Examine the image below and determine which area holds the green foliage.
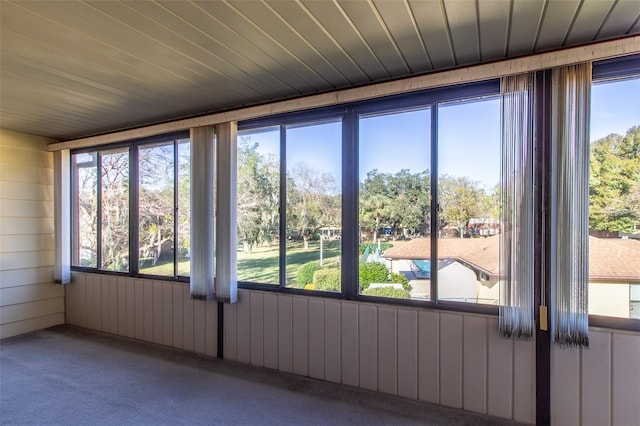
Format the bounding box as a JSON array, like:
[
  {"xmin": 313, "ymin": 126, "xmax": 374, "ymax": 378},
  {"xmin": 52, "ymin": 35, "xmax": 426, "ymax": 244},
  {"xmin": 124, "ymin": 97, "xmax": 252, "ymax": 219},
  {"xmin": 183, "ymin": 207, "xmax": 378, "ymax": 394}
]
[
  {"xmin": 358, "ymin": 262, "xmax": 389, "ymax": 290},
  {"xmin": 390, "ymin": 272, "xmax": 409, "ymax": 290},
  {"xmin": 296, "ymin": 261, "xmax": 321, "ymax": 286},
  {"xmin": 590, "ymin": 126, "xmax": 640, "ymax": 233},
  {"xmin": 312, "ymin": 269, "xmax": 341, "ymax": 291},
  {"xmin": 358, "ymin": 242, "xmax": 393, "ymax": 255},
  {"xmin": 362, "ymin": 287, "xmax": 410, "ymax": 299}
]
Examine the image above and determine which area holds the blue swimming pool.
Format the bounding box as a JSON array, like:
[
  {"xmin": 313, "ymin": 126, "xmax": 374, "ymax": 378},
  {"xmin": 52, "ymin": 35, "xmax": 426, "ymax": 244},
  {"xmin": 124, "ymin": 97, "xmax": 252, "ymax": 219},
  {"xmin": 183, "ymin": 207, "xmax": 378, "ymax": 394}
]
[{"xmin": 413, "ymin": 260, "xmax": 431, "ymax": 278}]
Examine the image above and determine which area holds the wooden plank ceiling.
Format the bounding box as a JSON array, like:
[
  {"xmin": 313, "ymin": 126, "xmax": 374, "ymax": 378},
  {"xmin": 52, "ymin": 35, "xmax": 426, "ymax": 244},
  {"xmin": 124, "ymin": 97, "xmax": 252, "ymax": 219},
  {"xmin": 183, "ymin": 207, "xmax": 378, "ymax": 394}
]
[{"xmin": 1, "ymin": 0, "xmax": 639, "ymax": 141}]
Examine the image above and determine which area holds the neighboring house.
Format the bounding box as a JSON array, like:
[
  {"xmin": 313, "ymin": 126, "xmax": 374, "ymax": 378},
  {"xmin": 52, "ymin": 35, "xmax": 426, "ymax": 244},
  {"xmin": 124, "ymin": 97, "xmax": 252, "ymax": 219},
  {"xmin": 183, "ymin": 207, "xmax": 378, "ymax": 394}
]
[{"xmin": 385, "ymin": 235, "xmax": 640, "ymax": 318}]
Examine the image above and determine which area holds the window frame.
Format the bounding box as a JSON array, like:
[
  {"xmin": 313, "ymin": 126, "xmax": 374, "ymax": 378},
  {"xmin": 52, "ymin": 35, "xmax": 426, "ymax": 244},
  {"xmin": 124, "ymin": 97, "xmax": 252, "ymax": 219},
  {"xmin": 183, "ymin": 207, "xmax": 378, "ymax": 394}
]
[
  {"xmin": 587, "ymin": 56, "xmax": 640, "ymax": 331},
  {"xmin": 238, "ymin": 80, "xmax": 502, "ymax": 315},
  {"xmin": 71, "ymin": 131, "xmax": 190, "ymax": 282}
]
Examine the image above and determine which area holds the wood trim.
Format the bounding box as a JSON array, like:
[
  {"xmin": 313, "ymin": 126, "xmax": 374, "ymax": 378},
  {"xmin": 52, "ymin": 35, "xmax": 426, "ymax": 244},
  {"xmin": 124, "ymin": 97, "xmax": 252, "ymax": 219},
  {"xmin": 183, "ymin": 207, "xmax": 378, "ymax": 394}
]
[{"xmin": 48, "ymin": 36, "xmax": 640, "ymax": 152}]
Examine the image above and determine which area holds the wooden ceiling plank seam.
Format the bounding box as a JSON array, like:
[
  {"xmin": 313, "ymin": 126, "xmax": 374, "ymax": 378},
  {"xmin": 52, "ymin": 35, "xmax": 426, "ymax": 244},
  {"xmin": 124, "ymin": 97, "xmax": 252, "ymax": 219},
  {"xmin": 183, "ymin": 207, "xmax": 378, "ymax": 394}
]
[
  {"xmin": 222, "ymin": 0, "xmax": 335, "ymax": 88},
  {"xmin": 442, "ymin": 0, "xmax": 482, "ymax": 65},
  {"xmin": 561, "ymin": 0, "xmax": 585, "ymax": 47},
  {"xmin": 566, "ymin": 0, "xmax": 616, "ymax": 44},
  {"xmin": 403, "ymin": 0, "xmax": 434, "ymax": 70},
  {"xmin": 475, "ymin": 0, "xmax": 482, "ymax": 62},
  {"xmin": 507, "ymin": 0, "xmax": 546, "ymax": 56},
  {"xmin": 406, "ymin": 0, "xmax": 455, "ymax": 69},
  {"xmin": 182, "ymin": 3, "xmax": 315, "ymax": 95},
  {"xmin": 121, "ymin": 1, "xmax": 288, "ymax": 101},
  {"xmin": 337, "ymin": 0, "xmax": 410, "ymax": 76},
  {"xmin": 595, "ymin": 0, "xmax": 640, "ymax": 39},
  {"xmin": 532, "ymin": 0, "xmax": 549, "ymax": 52},
  {"xmin": 7, "ymin": 1, "xmax": 242, "ymax": 104},
  {"xmin": 477, "ymin": 0, "xmax": 511, "ymax": 62},
  {"xmin": 193, "ymin": 1, "xmax": 329, "ymax": 92},
  {"xmin": 155, "ymin": 1, "xmax": 303, "ymax": 97},
  {"xmin": 331, "ymin": 0, "xmax": 392, "ymax": 79},
  {"xmin": 260, "ymin": 0, "xmax": 355, "ymax": 85},
  {"xmin": 4, "ymin": 25, "xmax": 212, "ymax": 111},
  {"xmin": 295, "ymin": 0, "xmax": 371, "ymax": 81},
  {"xmin": 367, "ymin": 0, "xmax": 412, "ymax": 74},
  {"xmin": 505, "ymin": 0, "xmax": 514, "ymax": 58},
  {"xmin": 595, "ymin": 0, "xmax": 624, "ymax": 40},
  {"xmin": 47, "ymin": 37, "xmax": 640, "ymax": 151},
  {"xmin": 439, "ymin": 0, "xmax": 459, "ymax": 66},
  {"xmin": 535, "ymin": 0, "xmax": 582, "ymax": 51},
  {"xmin": 85, "ymin": 1, "xmax": 272, "ymax": 102},
  {"xmin": 1, "ymin": 21, "xmax": 205, "ymax": 108},
  {"xmin": 629, "ymin": 13, "xmax": 640, "ymax": 34}
]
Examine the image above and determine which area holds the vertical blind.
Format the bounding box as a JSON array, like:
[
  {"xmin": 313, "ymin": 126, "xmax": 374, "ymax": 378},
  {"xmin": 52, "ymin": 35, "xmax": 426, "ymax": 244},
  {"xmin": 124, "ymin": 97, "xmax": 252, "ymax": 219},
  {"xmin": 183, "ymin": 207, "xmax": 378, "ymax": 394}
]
[
  {"xmin": 499, "ymin": 73, "xmax": 536, "ymax": 339},
  {"xmin": 550, "ymin": 63, "xmax": 591, "ymax": 348}
]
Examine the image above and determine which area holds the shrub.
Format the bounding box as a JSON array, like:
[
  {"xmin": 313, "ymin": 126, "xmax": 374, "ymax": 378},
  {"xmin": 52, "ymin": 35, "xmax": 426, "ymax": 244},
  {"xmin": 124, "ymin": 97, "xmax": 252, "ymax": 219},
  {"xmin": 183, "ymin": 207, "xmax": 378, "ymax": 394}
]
[
  {"xmin": 362, "ymin": 287, "xmax": 410, "ymax": 299},
  {"xmin": 359, "ymin": 262, "xmax": 389, "ymax": 290},
  {"xmin": 390, "ymin": 272, "xmax": 409, "ymax": 290},
  {"xmin": 312, "ymin": 269, "xmax": 341, "ymax": 292},
  {"xmin": 296, "ymin": 262, "xmax": 321, "ymax": 287}
]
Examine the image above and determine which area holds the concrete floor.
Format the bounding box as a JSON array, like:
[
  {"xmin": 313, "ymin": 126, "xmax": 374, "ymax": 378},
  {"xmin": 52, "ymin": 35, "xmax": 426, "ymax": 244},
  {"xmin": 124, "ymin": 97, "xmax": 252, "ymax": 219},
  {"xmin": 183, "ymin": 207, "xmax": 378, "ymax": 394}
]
[{"xmin": 1, "ymin": 325, "xmax": 525, "ymax": 425}]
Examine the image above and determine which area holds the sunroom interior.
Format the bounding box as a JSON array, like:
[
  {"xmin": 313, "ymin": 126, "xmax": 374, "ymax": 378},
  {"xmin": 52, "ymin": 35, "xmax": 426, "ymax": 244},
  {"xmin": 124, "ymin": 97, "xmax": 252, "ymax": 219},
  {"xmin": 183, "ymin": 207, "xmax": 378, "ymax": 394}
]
[{"xmin": 1, "ymin": 2, "xmax": 639, "ymax": 425}]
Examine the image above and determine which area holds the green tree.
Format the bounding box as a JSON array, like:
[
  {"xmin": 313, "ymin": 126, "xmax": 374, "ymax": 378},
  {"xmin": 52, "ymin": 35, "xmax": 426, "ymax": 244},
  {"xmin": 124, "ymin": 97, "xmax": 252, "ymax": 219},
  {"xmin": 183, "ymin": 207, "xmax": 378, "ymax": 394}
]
[
  {"xmin": 438, "ymin": 175, "xmax": 485, "ymax": 238},
  {"xmin": 590, "ymin": 126, "xmax": 640, "ymax": 233}
]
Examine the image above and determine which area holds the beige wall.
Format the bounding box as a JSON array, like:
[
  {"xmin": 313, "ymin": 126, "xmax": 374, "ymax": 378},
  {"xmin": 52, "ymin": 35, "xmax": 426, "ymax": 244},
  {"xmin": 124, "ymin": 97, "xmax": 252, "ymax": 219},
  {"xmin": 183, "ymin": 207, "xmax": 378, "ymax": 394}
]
[
  {"xmin": 589, "ymin": 282, "xmax": 630, "ymax": 318},
  {"xmin": 66, "ymin": 273, "xmax": 535, "ymax": 423},
  {"xmin": 0, "ymin": 129, "xmax": 64, "ymax": 338}
]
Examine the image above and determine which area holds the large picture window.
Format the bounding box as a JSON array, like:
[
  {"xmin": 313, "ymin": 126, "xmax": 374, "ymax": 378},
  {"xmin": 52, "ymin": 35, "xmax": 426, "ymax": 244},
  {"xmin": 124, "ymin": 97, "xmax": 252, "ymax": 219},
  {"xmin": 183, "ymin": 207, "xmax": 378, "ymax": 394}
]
[
  {"xmin": 71, "ymin": 133, "xmax": 190, "ymax": 279},
  {"xmin": 588, "ymin": 74, "xmax": 640, "ymax": 320}
]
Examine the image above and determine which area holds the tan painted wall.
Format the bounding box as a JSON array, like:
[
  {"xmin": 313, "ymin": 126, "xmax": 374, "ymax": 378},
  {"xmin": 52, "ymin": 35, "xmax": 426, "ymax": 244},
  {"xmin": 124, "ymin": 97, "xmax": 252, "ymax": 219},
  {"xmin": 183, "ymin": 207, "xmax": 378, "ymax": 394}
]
[
  {"xmin": 589, "ymin": 282, "xmax": 630, "ymax": 318},
  {"xmin": 65, "ymin": 273, "xmax": 535, "ymax": 423},
  {"xmin": 0, "ymin": 129, "xmax": 64, "ymax": 338}
]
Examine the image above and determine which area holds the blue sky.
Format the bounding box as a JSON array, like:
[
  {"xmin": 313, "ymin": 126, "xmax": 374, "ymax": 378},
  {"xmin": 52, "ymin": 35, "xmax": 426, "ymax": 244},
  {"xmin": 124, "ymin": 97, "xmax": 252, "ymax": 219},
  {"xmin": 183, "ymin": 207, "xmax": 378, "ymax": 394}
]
[{"xmin": 240, "ymin": 78, "xmax": 638, "ymax": 191}]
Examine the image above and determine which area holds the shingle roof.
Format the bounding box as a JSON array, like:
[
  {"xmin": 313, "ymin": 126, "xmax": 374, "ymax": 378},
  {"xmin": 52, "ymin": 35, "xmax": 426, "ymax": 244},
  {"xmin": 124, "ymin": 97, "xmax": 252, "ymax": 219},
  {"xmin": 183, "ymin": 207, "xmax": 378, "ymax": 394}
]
[{"xmin": 384, "ymin": 236, "xmax": 640, "ymax": 282}]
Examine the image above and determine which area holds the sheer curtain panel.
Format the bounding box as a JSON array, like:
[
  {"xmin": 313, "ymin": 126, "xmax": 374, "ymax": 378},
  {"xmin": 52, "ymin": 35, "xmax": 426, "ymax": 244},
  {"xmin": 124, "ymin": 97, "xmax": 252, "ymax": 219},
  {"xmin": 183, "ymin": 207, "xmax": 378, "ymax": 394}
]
[
  {"xmin": 54, "ymin": 149, "xmax": 71, "ymax": 284},
  {"xmin": 499, "ymin": 73, "xmax": 536, "ymax": 339},
  {"xmin": 550, "ymin": 63, "xmax": 591, "ymax": 348},
  {"xmin": 190, "ymin": 126, "xmax": 215, "ymax": 299}
]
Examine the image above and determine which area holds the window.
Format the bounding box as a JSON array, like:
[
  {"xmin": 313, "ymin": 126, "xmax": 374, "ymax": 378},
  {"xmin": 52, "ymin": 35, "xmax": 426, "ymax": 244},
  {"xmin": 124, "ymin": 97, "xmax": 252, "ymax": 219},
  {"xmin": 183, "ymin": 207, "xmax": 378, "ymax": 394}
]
[
  {"xmin": 237, "ymin": 119, "xmax": 342, "ymax": 292},
  {"xmin": 238, "ymin": 81, "xmax": 501, "ymax": 307},
  {"xmin": 71, "ymin": 133, "xmax": 190, "ymax": 279},
  {"xmin": 588, "ymin": 74, "xmax": 640, "ymax": 319}
]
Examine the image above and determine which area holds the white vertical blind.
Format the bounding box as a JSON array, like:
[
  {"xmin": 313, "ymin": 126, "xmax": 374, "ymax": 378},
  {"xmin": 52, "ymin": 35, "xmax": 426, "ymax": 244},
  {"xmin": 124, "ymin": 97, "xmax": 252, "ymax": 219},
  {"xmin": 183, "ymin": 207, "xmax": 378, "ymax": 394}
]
[
  {"xmin": 54, "ymin": 149, "xmax": 71, "ymax": 284},
  {"xmin": 190, "ymin": 126, "xmax": 216, "ymax": 299},
  {"xmin": 499, "ymin": 73, "xmax": 535, "ymax": 339},
  {"xmin": 215, "ymin": 122, "xmax": 238, "ymax": 304},
  {"xmin": 550, "ymin": 63, "xmax": 591, "ymax": 348}
]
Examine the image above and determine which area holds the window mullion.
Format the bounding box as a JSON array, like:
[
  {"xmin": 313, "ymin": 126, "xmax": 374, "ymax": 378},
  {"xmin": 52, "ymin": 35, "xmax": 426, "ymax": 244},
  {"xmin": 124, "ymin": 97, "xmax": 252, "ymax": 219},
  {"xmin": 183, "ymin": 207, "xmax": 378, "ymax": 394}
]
[
  {"xmin": 130, "ymin": 146, "xmax": 139, "ymax": 276},
  {"xmin": 342, "ymin": 110, "xmax": 358, "ymax": 300},
  {"xmin": 430, "ymin": 104, "xmax": 439, "ymax": 303},
  {"xmin": 173, "ymin": 139, "xmax": 179, "ymax": 279},
  {"xmin": 279, "ymin": 125, "xmax": 287, "ymax": 289},
  {"xmin": 96, "ymin": 152, "xmax": 103, "ymax": 270}
]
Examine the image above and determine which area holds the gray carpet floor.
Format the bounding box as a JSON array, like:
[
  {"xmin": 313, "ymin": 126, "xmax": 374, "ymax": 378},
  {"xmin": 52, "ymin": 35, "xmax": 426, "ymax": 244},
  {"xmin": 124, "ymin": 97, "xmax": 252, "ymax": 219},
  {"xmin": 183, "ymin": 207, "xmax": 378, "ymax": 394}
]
[{"xmin": 1, "ymin": 326, "xmax": 524, "ymax": 425}]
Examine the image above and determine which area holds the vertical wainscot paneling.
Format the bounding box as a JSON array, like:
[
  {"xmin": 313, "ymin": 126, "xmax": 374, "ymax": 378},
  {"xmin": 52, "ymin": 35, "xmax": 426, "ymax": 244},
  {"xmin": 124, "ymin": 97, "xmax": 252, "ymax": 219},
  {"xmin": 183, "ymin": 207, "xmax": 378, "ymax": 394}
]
[
  {"xmin": 377, "ymin": 306, "xmax": 397, "ymax": 395},
  {"xmin": 182, "ymin": 285, "xmax": 194, "ymax": 351},
  {"xmin": 134, "ymin": 279, "xmax": 144, "ymax": 340},
  {"xmin": 125, "ymin": 279, "xmax": 135, "ymax": 338},
  {"xmin": 263, "ymin": 293, "xmax": 279, "ymax": 370},
  {"xmin": 161, "ymin": 282, "xmax": 173, "ymax": 346},
  {"xmin": 87, "ymin": 274, "xmax": 102, "ymax": 331},
  {"xmin": 291, "ymin": 297, "xmax": 309, "ymax": 376},
  {"xmin": 358, "ymin": 304, "xmax": 378, "ymax": 391},
  {"xmin": 487, "ymin": 317, "xmax": 513, "ymax": 419},
  {"xmin": 324, "ymin": 301, "xmax": 341, "ymax": 383},
  {"xmin": 512, "ymin": 338, "xmax": 535, "ymax": 424},
  {"xmin": 223, "ymin": 295, "xmax": 238, "ymax": 360},
  {"xmin": 171, "ymin": 284, "xmax": 184, "ymax": 349},
  {"xmin": 581, "ymin": 330, "xmax": 611, "ymax": 426},
  {"xmin": 153, "ymin": 281, "xmax": 164, "ymax": 344},
  {"xmin": 204, "ymin": 299, "xmax": 217, "ymax": 357},
  {"xmin": 193, "ymin": 299, "xmax": 206, "ymax": 354},
  {"xmin": 340, "ymin": 302, "xmax": 359, "ymax": 387},
  {"xmin": 143, "ymin": 280, "xmax": 154, "ymax": 342},
  {"xmin": 551, "ymin": 346, "xmax": 581, "ymax": 426},
  {"xmin": 611, "ymin": 333, "xmax": 640, "ymax": 426},
  {"xmin": 277, "ymin": 295, "xmax": 293, "ymax": 373},
  {"xmin": 439, "ymin": 313, "xmax": 463, "ymax": 408},
  {"xmin": 235, "ymin": 291, "xmax": 250, "ymax": 363},
  {"xmin": 418, "ymin": 311, "xmax": 439, "ymax": 404},
  {"xmin": 117, "ymin": 278, "xmax": 127, "ymax": 336},
  {"xmin": 463, "ymin": 315, "xmax": 487, "ymax": 414},
  {"xmin": 249, "ymin": 292, "xmax": 264, "ymax": 367},
  {"xmin": 308, "ymin": 298, "xmax": 325, "ymax": 380},
  {"xmin": 397, "ymin": 309, "xmax": 418, "ymax": 400}
]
